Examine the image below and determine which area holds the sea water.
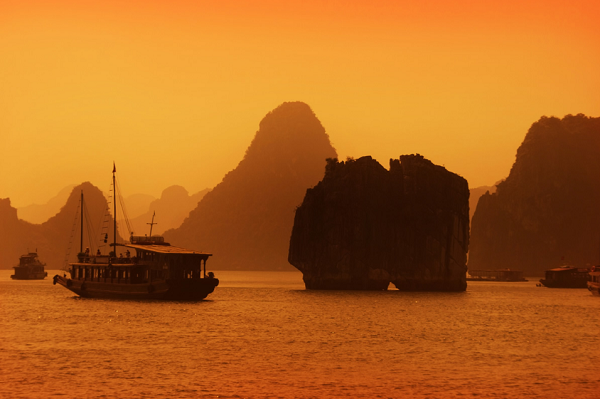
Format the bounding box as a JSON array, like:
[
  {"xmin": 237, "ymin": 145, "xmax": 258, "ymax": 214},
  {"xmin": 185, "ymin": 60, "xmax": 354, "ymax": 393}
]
[{"xmin": 1, "ymin": 270, "xmax": 599, "ymax": 398}]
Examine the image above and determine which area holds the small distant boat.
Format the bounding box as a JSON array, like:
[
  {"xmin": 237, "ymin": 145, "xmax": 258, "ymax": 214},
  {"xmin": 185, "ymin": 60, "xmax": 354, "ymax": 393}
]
[
  {"xmin": 539, "ymin": 266, "xmax": 590, "ymax": 288},
  {"xmin": 466, "ymin": 269, "xmax": 527, "ymax": 282},
  {"xmin": 53, "ymin": 164, "xmax": 219, "ymax": 300},
  {"xmin": 587, "ymin": 266, "xmax": 600, "ymax": 296},
  {"xmin": 11, "ymin": 252, "xmax": 48, "ymax": 280}
]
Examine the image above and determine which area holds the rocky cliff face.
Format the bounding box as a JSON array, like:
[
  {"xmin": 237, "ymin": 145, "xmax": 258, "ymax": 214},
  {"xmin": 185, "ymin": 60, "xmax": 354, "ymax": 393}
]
[
  {"xmin": 164, "ymin": 102, "xmax": 337, "ymax": 270},
  {"xmin": 469, "ymin": 114, "xmax": 600, "ymax": 275},
  {"xmin": 0, "ymin": 182, "xmax": 120, "ymax": 269},
  {"xmin": 0, "ymin": 198, "xmax": 40, "ymax": 269},
  {"xmin": 469, "ymin": 184, "xmax": 497, "ymax": 221},
  {"xmin": 288, "ymin": 155, "xmax": 470, "ymax": 291}
]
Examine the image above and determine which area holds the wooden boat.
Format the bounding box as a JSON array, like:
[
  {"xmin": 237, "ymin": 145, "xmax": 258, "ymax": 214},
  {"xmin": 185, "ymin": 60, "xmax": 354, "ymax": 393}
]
[
  {"xmin": 53, "ymin": 165, "xmax": 218, "ymax": 300},
  {"xmin": 53, "ymin": 236, "xmax": 218, "ymax": 300},
  {"xmin": 11, "ymin": 252, "xmax": 48, "ymax": 280},
  {"xmin": 539, "ymin": 266, "xmax": 590, "ymax": 288},
  {"xmin": 466, "ymin": 269, "xmax": 527, "ymax": 282},
  {"xmin": 587, "ymin": 266, "xmax": 600, "ymax": 296}
]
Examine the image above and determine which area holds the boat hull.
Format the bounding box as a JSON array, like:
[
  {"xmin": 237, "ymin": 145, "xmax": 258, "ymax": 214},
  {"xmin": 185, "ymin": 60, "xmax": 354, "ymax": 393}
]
[
  {"xmin": 539, "ymin": 278, "xmax": 588, "ymax": 288},
  {"xmin": 53, "ymin": 275, "xmax": 219, "ymax": 300},
  {"xmin": 466, "ymin": 278, "xmax": 528, "ymax": 282},
  {"xmin": 588, "ymin": 282, "xmax": 600, "ymax": 296},
  {"xmin": 11, "ymin": 272, "xmax": 48, "ymax": 280}
]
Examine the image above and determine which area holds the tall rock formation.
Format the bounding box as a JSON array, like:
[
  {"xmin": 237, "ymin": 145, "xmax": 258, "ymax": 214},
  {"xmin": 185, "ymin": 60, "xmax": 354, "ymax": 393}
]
[
  {"xmin": 469, "ymin": 114, "xmax": 600, "ymax": 275},
  {"xmin": 164, "ymin": 102, "xmax": 337, "ymax": 270},
  {"xmin": 469, "ymin": 184, "xmax": 497, "ymax": 221},
  {"xmin": 0, "ymin": 182, "xmax": 121, "ymax": 270},
  {"xmin": 288, "ymin": 155, "xmax": 470, "ymax": 291},
  {"xmin": 0, "ymin": 198, "xmax": 41, "ymax": 269}
]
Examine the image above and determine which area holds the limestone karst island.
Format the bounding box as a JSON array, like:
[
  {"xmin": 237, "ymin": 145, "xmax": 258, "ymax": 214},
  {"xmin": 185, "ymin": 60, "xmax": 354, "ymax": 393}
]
[{"xmin": 289, "ymin": 154, "xmax": 470, "ymax": 291}]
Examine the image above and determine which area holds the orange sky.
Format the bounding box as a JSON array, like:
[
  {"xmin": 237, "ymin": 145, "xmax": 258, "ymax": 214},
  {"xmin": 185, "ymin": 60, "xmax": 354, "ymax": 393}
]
[{"xmin": 1, "ymin": 0, "xmax": 599, "ymax": 207}]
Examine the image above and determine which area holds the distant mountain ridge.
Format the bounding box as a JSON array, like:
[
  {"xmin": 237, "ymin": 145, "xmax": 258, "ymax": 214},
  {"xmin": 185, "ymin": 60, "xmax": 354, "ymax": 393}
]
[
  {"xmin": 123, "ymin": 193, "xmax": 156, "ymax": 220},
  {"xmin": 469, "ymin": 114, "xmax": 600, "ymax": 275},
  {"xmin": 164, "ymin": 101, "xmax": 338, "ymax": 270},
  {"xmin": 17, "ymin": 187, "xmax": 160, "ymax": 225},
  {"xmin": 128, "ymin": 186, "xmax": 209, "ymax": 236},
  {"xmin": 0, "ymin": 182, "xmax": 122, "ymax": 270},
  {"xmin": 17, "ymin": 184, "xmax": 76, "ymax": 224}
]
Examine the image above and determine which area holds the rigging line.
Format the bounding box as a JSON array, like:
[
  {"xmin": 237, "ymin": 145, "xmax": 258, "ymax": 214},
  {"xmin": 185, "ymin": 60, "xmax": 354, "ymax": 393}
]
[
  {"xmin": 119, "ymin": 195, "xmax": 132, "ymax": 236},
  {"xmin": 83, "ymin": 198, "xmax": 98, "ymax": 254},
  {"xmin": 115, "ymin": 175, "xmax": 135, "ymax": 237},
  {"xmin": 106, "ymin": 178, "xmax": 120, "ymax": 245},
  {"xmin": 92, "ymin": 195, "xmax": 109, "ymax": 253},
  {"xmin": 63, "ymin": 200, "xmax": 81, "ymax": 270},
  {"xmin": 115, "ymin": 176, "xmax": 130, "ymax": 232},
  {"xmin": 97, "ymin": 206, "xmax": 111, "ymax": 251}
]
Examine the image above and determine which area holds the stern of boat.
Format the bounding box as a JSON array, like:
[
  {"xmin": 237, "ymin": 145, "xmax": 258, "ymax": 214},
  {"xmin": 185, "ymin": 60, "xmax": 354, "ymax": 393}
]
[{"xmin": 164, "ymin": 277, "xmax": 220, "ymax": 300}]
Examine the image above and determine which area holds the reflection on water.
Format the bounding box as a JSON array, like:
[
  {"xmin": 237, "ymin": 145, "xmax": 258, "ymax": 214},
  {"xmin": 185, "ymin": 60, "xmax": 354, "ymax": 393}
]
[{"xmin": 1, "ymin": 270, "xmax": 599, "ymax": 398}]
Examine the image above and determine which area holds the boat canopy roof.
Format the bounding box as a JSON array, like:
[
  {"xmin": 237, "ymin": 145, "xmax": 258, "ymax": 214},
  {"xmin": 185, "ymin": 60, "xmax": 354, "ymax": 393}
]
[
  {"xmin": 20, "ymin": 252, "xmax": 38, "ymax": 258},
  {"xmin": 117, "ymin": 243, "xmax": 212, "ymax": 256},
  {"xmin": 547, "ymin": 266, "xmax": 588, "ymax": 272}
]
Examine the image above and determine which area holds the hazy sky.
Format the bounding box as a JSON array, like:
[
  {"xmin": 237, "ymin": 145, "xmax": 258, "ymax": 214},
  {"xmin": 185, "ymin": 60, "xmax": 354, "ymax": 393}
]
[{"xmin": 1, "ymin": 0, "xmax": 599, "ymax": 207}]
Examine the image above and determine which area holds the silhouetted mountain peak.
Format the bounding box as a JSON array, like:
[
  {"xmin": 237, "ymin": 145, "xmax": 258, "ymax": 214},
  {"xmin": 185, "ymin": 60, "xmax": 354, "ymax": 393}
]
[
  {"xmin": 128, "ymin": 185, "xmax": 208, "ymax": 236},
  {"xmin": 165, "ymin": 102, "xmax": 337, "ymax": 270},
  {"xmin": 470, "ymin": 114, "xmax": 600, "ymax": 274},
  {"xmin": 44, "ymin": 182, "xmax": 107, "ymax": 227},
  {"xmin": 159, "ymin": 185, "xmax": 189, "ymax": 201},
  {"xmin": 0, "ymin": 181, "xmax": 118, "ymax": 269},
  {"xmin": 242, "ymin": 102, "xmax": 332, "ymax": 169},
  {"xmin": 0, "ymin": 198, "xmax": 17, "ymax": 220},
  {"xmin": 17, "ymin": 184, "xmax": 76, "ymax": 224}
]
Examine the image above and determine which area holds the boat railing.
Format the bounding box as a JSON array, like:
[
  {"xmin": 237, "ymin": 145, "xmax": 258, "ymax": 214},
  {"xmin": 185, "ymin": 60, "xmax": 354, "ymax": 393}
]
[{"xmin": 76, "ymin": 255, "xmax": 145, "ymax": 265}]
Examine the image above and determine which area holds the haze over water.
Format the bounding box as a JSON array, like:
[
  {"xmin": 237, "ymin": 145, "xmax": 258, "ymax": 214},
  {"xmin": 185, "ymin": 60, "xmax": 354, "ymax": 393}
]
[{"xmin": 2, "ymin": 270, "xmax": 599, "ymax": 398}]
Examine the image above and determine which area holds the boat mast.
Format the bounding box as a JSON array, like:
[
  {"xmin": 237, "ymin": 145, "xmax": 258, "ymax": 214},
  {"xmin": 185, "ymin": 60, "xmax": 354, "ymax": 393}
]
[
  {"xmin": 80, "ymin": 190, "xmax": 84, "ymax": 254},
  {"xmin": 113, "ymin": 162, "xmax": 117, "ymax": 252},
  {"xmin": 147, "ymin": 211, "xmax": 157, "ymax": 238}
]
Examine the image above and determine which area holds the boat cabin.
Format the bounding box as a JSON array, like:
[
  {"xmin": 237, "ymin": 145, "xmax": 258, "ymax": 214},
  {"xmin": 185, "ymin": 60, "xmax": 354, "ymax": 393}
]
[
  {"xmin": 539, "ymin": 266, "xmax": 591, "ymax": 288},
  {"xmin": 12, "ymin": 252, "xmax": 47, "ymax": 280},
  {"xmin": 544, "ymin": 267, "xmax": 589, "ymax": 282},
  {"xmin": 19, "ymin": 252, "xmax": 43, "ymax": 266},
  {"xmin": 69, "ymin": 240, "xmax": 212, "ymax": 285}
]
